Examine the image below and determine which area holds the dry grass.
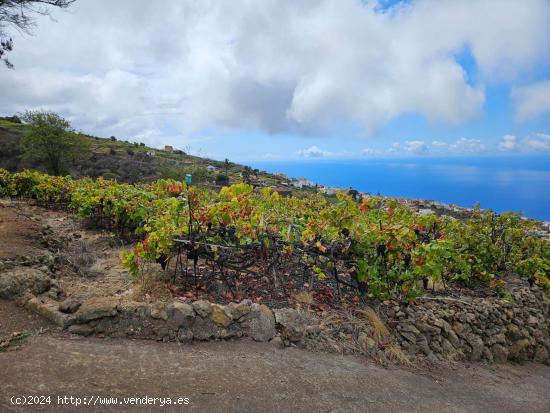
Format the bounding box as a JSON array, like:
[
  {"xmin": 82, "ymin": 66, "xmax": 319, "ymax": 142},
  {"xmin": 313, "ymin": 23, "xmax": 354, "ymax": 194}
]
[
  {"xmin": 292, "ymin": 291, "xmax": 315, "ymax": 305},
  {"xmin": 359, "ymin": 307, "xmax": 390, "ymax": 344},
  {"xmin": 385, "ymin": 344, "xmax": 413, "ymax": 366},
  {"xmin": 303, "ymin": 306, "xmax": 415, "ymax": 367},
  {"xmin": 59, "ymin": 239, "xmax": 98, "ymax": 276},
  {"xmin": 131, "ymin": 269, "xmax": 172, "ymax": 303}
]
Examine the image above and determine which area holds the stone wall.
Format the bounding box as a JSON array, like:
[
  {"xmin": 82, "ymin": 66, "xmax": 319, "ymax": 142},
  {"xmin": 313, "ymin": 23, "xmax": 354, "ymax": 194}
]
[
  {"xmin": 8, "ymin": 267, "xmax": 550, "ymax": 365},
  {"xmin": 383, "ymin": 288, "xmax": 550, "ymax": 363},
  {"xmin": 24, "ymin": 296, "xmax": 276, "ymax": 343}
]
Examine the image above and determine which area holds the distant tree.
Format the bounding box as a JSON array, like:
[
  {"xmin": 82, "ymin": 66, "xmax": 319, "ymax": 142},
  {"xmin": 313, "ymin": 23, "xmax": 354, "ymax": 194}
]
[
  {"xmin": 110, "ymin": 136, "xmax": 116, "ymax": 141},
  {"xmin": 0, "ymin": 0, "xmax": 76, "ymax": 68},
  {"xmin": 139, "ymin": 142, "xmax": 145, "ymax": 147},
  {"xmin": 0, "ymin": 114, "xmax": 21, "ymax": 123},
  {"xmin": 20, "ymin": 110, "xmax": 89, "ymax": 175},
  {"xmin": 242, "ymin": 165, "xmax": 252, "ymax": 184},
  {"xmin": 224, "ymin": 158, "xmax": 230, "ymax": 176},
  {"xmin": 347, "ymin": 188, "xmax": 360, "ymax": 201},
  {"xmin": 215, "ymin": 173, "xmax": 229, "ymax": 186}
]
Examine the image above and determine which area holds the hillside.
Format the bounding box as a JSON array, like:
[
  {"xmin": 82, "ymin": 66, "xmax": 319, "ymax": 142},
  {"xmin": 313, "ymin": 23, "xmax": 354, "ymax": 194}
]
[{"xmin": 0, "ymin": 117, "xmax": 294, "ymax": 191}]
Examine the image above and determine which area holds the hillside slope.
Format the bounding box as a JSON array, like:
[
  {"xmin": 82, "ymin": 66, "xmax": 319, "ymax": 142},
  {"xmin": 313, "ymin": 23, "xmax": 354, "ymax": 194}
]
[{"xmin": 0, "ymin": 118, "xmax": 289, "ymax": 189}]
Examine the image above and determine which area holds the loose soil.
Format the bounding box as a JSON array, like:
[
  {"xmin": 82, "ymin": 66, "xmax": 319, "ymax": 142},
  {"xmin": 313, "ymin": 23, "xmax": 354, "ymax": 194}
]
[{"xmin": 1, "ymin": 332, "xmax": 550, "ymax": 412}]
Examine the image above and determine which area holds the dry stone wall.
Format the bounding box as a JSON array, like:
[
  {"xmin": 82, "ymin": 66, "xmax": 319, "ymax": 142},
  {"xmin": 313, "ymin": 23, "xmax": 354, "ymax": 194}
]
[
  {"xmin": 24, "ymin": 296, "xmax": 277, "ymax": 343},
  {"xmin": 4, "ymin": 266, "xmax": 549, "ymax": 364},
  {"xmin": 383, "ymin": 288, "xmax": 550, "ymax": 363}
]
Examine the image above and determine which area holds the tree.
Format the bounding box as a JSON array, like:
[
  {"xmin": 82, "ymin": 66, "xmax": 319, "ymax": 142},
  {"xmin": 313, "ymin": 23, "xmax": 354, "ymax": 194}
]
[
  {"xmin": 0, "ymin": 0, "xmax": 76, "ymax": 68},
  {"xmin": 215, "ymin": 173, "xmax": 229, "ymax": 186},
  {"xmin": 224, "ymin": 158, "xmax": 230, "ymax": 176},
  {"xmin": 242, "ymin": 165, "xmax": 252, "ymax": 184},
  {"xmin": 20, "ymin": 110, "xmax": 89, "ymax": 175}
]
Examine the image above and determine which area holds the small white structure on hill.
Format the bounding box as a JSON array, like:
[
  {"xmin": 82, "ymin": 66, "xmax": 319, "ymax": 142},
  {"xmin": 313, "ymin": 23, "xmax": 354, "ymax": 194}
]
[{"xmin": 295, "ymin": 177, "xmax": 314, "ymax": 187}]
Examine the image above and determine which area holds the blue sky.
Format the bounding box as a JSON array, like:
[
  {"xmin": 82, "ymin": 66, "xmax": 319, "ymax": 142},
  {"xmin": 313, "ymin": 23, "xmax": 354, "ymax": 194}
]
[{"xmin": 0, "ymin": 0, "xmax": 549, "ymax": 162}]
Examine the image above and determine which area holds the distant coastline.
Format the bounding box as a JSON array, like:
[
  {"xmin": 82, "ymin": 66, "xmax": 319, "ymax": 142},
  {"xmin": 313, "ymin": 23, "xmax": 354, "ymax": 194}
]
[{"xmin": 249, "ymin": 155, "xmax": 550, "ymax": 221}]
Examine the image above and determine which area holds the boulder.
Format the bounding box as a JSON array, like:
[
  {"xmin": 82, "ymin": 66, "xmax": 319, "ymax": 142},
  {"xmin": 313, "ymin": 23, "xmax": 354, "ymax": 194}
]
[
  {"xmin": 464, "ymin": 333, "xmax": 484, "ymax": 361},
  {"xmin": 25, "ymin": 296, "xmax": 73, "ymax": 327},
  {"xmin": 0, "ymin": 268, "xmax": 51, "ymax": 299},
  {"xmin": 447, "ymin": 330, "xmax": 460, "ymax": 349},
  {"xmin": 226, "ymin": 300, "xmax": 252, "ymax": 320},
  {"xmin": 192, "ymin": 300, "xmax": 212, "ymax": 318},
  {"xmin": 192, "ymin": 316, "xmax": 219, "ymax": 340},
  {"xmin": 399, "ymin": 323, "xmax": 420, "ymax": 335},
  {"xmin": 58, "ymin": 298, "xmax": 82, "ymax": 314},
  {"xmin": 527, "ymin": 315, "xmax": 539, "ymax": 326},
  {"xmin": 241, "ymin": 304, "xmax": 275, "ymax": 342},
  {"xmin": 167, "ymin": 302, "xmax": 195, "ymax": 329},
  {"xmin": 74, "ymin": 297, "xmax": 119, "ymax": 323},
  {"xmin": 414, "ymin": 321, "xmax": 440, "ymax": 335},
  {"xmin": 210, "ymin": 304, "xmax": 232, "ymax": 327},
  {"xmin": 274, "ymin": 308, "xmax": 309, "ymax": 342},
  {"xmin": 150, "ymin": 302, "xmax": 168, "ymax": 320},
  {"xmin": 118, "ymin": 301, "xmax": 151, "ymax": 318}
]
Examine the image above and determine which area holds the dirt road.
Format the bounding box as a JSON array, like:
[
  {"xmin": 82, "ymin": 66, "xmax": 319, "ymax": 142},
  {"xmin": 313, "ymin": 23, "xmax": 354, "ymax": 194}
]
[{"xmin": 1, "ymin": 327, "xmax": 550, "ymax": 413}]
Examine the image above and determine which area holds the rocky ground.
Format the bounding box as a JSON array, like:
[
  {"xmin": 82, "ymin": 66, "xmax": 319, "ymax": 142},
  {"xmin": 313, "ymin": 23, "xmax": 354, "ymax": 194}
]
[{"xmin": 1, "ymin": 199, "xmax": 550, "ymax": 412}]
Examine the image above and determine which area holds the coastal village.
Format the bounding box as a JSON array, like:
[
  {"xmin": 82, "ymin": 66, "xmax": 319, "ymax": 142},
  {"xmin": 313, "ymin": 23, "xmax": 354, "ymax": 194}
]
[{"xmin": 244, "ymin": 167, "xmax": 550, "ymax": 240}]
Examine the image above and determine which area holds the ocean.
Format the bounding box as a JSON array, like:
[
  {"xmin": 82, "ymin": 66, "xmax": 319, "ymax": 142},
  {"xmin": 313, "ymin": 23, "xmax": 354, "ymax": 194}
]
[{"xmin": 249, "ymin": 156, "xmax": 550, "ymax": 221}]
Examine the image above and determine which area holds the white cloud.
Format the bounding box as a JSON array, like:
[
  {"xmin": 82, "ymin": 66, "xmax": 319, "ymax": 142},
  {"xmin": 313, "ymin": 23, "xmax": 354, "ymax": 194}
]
[
  {"xmin": 261, "ymin": 153, "xmax": 280, "ymax": 160},
  {"xmin": 382, "ymin": 137, "xmax": 494, "ymax": 155},
  {"xmin": 512, "ymin": 81, "xmax": 550, "ymax": 121},
  {"xmin": 361, "ymin": 147, "xmax": 382, "ymax": 156},
  {"xmin": 450, "ymin": 138, "xmax": 487, "ymax": 154},
  {"xmin": 498, "ymin": 134, "xmax": 518, "ymax": 151},
  {"xmin": 497, "ymin": 133, "xmax": 550, "ymax": 153},
  {"xmin": 0, "ymin": 0, "xmax": 548, "ymax": 145},
  {"xmin": 297, "ymin": 146, "xmax": 332, "ymax": 158},
  {"xmin": 404, "ymin": 140, "xmax": 428, "ymax": 153},
  {"xmin": 522, "ymin": 133, "xmax": 550, "ymax": 152}
]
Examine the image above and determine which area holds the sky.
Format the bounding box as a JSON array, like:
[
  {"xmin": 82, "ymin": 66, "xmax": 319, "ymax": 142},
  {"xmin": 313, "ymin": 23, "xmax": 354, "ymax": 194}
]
[{"xmin": 0, "ymin": 0, "xmax": 549, "ymax": 162}]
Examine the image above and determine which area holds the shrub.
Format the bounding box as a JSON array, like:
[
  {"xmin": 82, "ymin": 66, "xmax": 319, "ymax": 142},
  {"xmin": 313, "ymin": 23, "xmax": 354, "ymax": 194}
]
[
  {"xmin": 0, "ymin": 115, "xmax": 21, "ymax": 124},
  {"xmin": 215, "ymin": 173, "xmax": 229, "ymax": 186}
]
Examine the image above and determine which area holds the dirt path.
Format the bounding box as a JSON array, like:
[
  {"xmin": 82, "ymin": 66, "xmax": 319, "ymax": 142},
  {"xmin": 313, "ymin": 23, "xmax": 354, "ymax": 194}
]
[{"xmin": 0, "ymin": 331, "xmax": 549, "ymax": 413}]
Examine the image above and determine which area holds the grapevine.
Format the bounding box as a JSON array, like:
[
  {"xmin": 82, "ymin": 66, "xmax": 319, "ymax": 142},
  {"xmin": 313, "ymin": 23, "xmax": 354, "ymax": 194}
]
[{"xmin": 1, "ymin": 167, "xmax": 548, "ymax": 303}]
